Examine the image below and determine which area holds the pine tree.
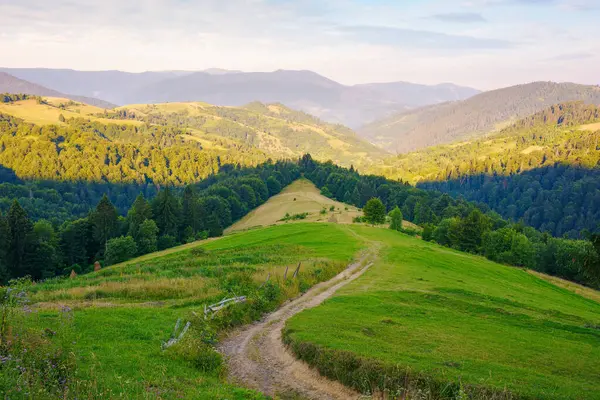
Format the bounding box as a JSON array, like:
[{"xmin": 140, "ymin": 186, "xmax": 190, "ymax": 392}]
[
  {"xmin": 7, "ymin": 200, "xmax": 33, "ymax": 278},
  {"xmin": 0, "ymin": 213, "xmax": 10, "ymax": 283},
  {"xmin": 152, "ymin": 187, "xmax": 181, "ymax": 237},
  {"xmin": 90, "ymin": 194, "xmax": 119, "ymax": 251},
  {"xmin": 266, "ymin": 176, "xmax": 282, "ymax": 196},
  {"xmin": 127, "ymin": 193, "xmax": 152, "ymax": 237},
  {"xmin": 181, "ymin": 185, "xmax": 199, "ymax": 235}
]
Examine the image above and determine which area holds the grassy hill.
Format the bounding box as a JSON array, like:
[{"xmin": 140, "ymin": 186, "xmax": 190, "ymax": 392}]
[
  {"xmin": 5, "ymin": 176, "xmax": 600, "ymax": 399},
  {"xmin": 285, "ymin": 225, "xmax": 600, "ymax": 399},
  {"xmin": 226, "ymin": 178, "xmax": 362, "ymax": 232},
  {"xmin": 10, "ymin": 188, "xmax": 600, "ymax": 398},
  {"xmin": 360, "ymin": 81, "xmax": 600, "ymax": 153},
  {"xmin": 0, "ymin": 96, "xmax": 139, "ymax": 126},
  {"xmin": 11, "ymin": 223, "xmax": 365, "ymax": 399}
]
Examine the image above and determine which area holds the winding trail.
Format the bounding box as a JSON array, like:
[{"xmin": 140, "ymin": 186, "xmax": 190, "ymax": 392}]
[{"xmin": 218, "ymin": 247, "xmax": 377, "ymax": 399}]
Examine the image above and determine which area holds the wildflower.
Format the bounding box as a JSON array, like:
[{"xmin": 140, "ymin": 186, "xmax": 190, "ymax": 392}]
[{"xmin": 60, "ymin": 305, "xmax": 72, "ymax": 313}]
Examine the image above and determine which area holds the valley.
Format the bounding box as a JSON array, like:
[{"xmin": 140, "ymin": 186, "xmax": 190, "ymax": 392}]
[{"xmin": 2, "ymin": 2, "xmax": 600, "ymax": 399}]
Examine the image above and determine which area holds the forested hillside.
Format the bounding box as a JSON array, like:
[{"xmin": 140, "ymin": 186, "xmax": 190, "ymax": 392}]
[
  {"xmin": 370, "ymin": 102, "xmax": 600, "ymax": 237},
  {"xmin": 0, "ymin": 96, "xmax": 386, "ymax": 185},
  {"xmin": 361, "ymin": 82, "xmax": 600, "ymax": 153},
  {"xmin": 113, "ymin": 101, "xmax": 387, "ymax": 167},
  {"xmin": 0, "ymin": 160, "xmax": 299, "ymax": 282},
  {"xmin": 305, "ymin": 155, "xmax": 600, "ymax": 289}
]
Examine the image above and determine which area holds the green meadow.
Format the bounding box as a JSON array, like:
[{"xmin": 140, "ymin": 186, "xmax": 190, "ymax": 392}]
[
  {"xmin": 7, "ymin": 220, "xmax": 600, "ymax": 399},
  {"xmin": 9, "ymin": 224, "xmax": 364, "ymax": 399},
  {"xmin": 285, "ymin": 225, "xmax": 600, "ymax": 399}
]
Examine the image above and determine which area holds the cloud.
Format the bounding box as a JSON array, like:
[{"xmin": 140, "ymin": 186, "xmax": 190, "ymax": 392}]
[
  {"xmin": 548, "ymin": 52, "xmax": 594, "ymax": 60},
  {"xmin": 0, "ymin": 0, "xmax": 597, "ymax": 89},
  {"xmin": 335, "ymin": 25, "xmax": 512, "ymax": 49},
  {"xmin": 430, "ymin": 12, "xmax": 487, "ymax": 23}
]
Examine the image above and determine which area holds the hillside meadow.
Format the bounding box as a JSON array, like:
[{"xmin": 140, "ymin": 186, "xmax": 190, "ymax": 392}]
[
  {"xmin": 285, "ymin": 225, "xmax": 600, "ymax": 399},
  {"xmin": 5, "ymin": 224, "xmax": 365, "ymax": 399}
]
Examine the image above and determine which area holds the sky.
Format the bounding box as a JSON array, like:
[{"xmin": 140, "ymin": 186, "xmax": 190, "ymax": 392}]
[{"xmin": 0, "ymin": 0, "xmax": 598, "ymax": 90}]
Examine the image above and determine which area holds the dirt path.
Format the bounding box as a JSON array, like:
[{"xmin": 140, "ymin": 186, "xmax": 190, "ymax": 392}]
[{"xmin": 218, "ymin": 250, "xmax": 376, "ymax": 399}]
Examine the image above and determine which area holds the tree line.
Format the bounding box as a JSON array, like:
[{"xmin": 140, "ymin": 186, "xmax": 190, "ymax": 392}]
[
  {"xmin": 370, "ymin": 102, "xmax": 600, "ymax": 238},
  {"xmin": 304, "ymin": 155, "xmax": 600, "ymax": 289},
  {"xmin": 0, "ymin": 160, "xmax": 299, "ymax": 283}
]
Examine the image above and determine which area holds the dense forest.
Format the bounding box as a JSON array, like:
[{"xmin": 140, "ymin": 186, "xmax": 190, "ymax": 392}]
[
  {"xmin": 305, "ymin": 155, "xmax": 600, "ymax": 289},
  {"xmin": 0, "ymin": 160, "xmax": 299, "ymax": 283},
  {"xmin": 104, "ymin": 101, "xmax": 386, "ymax": 168},
  {"xmin": 0, "ymin": 112, "xmax": 267, "ymax": 185},
  {"xmin": 1, "ymin": 153, "xmax": 599, "ymax": 289},
  {"xmin": 372, "ymin": 103, "xmax": 600, "ymax": 237}
]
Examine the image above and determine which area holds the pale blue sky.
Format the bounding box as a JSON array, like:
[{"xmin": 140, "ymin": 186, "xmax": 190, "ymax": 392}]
[{"xmin": 0, "ymin": 0, "xmax": 598, "ymax": 89}]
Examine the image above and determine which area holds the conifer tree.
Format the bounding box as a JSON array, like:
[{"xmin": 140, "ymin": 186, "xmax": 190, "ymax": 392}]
[
  {"xmin": 0, "ymin": 213, "xmax": 10, "ymax": 282},
  {"xmin": 152, "ymin": 187, "xmax": 181, "ymax": 237},
  {"xmin": 127, "ymin": 193, "xmax": 152, "ymax": 237},
  {"xmin": 181, "ymin": 185, "xmax": 199, "ymax": 234},
  {"xmin": 7, "ymin": 200, "xmax": 33, "ymax": 278},
  {"xmin": 90, "ymin": 194, "xmax": 119, "ymax": 251}
]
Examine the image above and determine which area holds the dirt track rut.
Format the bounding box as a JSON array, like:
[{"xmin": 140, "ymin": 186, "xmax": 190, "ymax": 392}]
[{"xmin": 218, "ymin": 252, "xmax": 375, "ymax": 399}]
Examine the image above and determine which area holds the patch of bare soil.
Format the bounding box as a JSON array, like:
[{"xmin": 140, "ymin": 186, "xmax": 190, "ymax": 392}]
[{"xmin": 218, "ymin": 252, "xmax": 375, "ymax": 400}]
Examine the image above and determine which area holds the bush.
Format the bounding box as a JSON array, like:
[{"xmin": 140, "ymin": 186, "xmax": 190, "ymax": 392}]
[
  {"xmin": 280, "ymin": 212, "xmax": 309, "ymax": 222},
  {"xmin": 422, "ymin": 224, "xmax": 435, "ymax": 241},
  {"xmin": 157, "ymin": 234, "xmax": 177, "ymax": 250},
  {"xmin": 104, "ymin": 236, "xmax": 137, "ymax": 266},
  {"xmin": 166, "ymin": 337, "xmax": 223, "ymax": 374}
]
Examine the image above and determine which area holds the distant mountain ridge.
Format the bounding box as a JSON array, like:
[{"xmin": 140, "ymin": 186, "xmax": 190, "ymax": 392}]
[
  {"xmin": 360, "ymin": 81, "xmax": 600, "ymax": 153},
  {"xmin": 0, "ymin": 67, "xmax": 479, "ymax": 128},
  {"xmin": 0, "ymin": 72, "xmax": 116, "ymax": 109}
]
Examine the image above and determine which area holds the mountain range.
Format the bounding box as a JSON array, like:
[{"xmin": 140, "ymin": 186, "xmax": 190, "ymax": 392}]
[
  {"xmin": 360, "ymin": 81, "xmax": 600, "ymax": 153},
  {"xmin": 0, "ymin": 72, "xmax": 116, "ymax": 109},
  {"xmin": 0, "ymin": 68, "xmax": 479, "ymax": 128}
]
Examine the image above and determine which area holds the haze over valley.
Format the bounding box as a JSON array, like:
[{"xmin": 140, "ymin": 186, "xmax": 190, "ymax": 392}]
[{"xmin": 1, "ymin": 1, "xmax": 599, "ymax": 399}]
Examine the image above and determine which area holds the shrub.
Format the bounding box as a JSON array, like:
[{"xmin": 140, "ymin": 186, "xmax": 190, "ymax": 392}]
[
  {"xmin": 422, "ymin": 224, "xmax": 435, "ymax": 241},
  {"xmin": 280, "ymin": 212, "xmax": 309, "ymax": 222},
  {"xmin": 104, "ymin": 236, "xmax": 137, "ymax": 266},
  {"xmin": 157, "ymin": 234, "xmax": 177, "ymax": 250},
  {"xmin": 166, "ymin": 337, "xmax": 223, "ymax": 375}
]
